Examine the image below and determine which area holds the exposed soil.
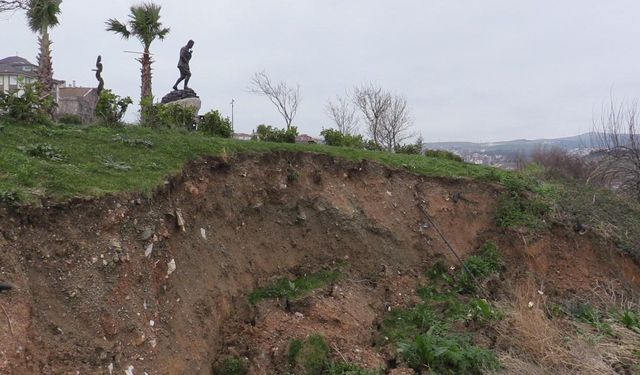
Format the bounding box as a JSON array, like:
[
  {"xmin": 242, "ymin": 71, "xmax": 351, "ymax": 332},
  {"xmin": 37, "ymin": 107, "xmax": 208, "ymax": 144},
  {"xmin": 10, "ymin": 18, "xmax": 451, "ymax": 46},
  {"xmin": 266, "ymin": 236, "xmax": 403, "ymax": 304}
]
[{"xmin": 0, "ymin": 151, "xmax": 638, "ymax": 374}]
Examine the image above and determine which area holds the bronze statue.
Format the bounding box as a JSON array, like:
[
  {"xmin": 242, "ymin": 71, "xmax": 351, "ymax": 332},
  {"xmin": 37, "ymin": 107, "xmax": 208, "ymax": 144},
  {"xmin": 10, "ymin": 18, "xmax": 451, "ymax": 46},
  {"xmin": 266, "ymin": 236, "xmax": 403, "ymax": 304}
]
[
  {"xmin": 94, "ymin": 55, "xmax": 104, "ymax": 95},
  {"xmin": 173, "ymin": 40, "xmax": 194, "ymax": 91}
]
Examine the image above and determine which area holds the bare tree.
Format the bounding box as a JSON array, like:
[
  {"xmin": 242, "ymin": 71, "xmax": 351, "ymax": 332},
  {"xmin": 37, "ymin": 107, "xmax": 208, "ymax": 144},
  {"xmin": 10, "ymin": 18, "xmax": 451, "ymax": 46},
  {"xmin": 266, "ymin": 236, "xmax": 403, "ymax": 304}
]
[
  {"xmin": 326, "ymin": 95, "xmax": 358, "ymax": 135},
  {"xmin": 249, "ymin": 71, "xmax": 300, "ymax": 130},
  {"xmin": 379, "ymin": 94, "xmax": 414, "ymax": 151},
  {"xmin": 590, "ymin": 99, "xmax": 640, "ymax": 200},
  {"xmin": 0, "ymin": 0, "xmax": 27, "ymax": 12},
  {"xmin": 353, "ymin": 84, "xmax": 391, "ymax": 145}
]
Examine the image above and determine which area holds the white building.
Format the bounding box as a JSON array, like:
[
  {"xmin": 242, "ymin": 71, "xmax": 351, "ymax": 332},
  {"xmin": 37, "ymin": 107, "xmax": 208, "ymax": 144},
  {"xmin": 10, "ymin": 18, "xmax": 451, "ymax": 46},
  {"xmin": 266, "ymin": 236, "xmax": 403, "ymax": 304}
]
[
  {"xmin": 0, "ymin": 56, "xmax": 38, "ymax": 93},
  {"xmin": 0, "ymin": 56, "xmax": 63, "ymax": 99}
]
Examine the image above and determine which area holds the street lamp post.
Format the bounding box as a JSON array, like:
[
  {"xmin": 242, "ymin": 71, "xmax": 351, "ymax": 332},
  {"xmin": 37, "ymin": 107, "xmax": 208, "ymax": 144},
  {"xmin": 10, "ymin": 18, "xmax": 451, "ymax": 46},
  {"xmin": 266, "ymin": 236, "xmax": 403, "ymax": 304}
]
[{"xmin": 230, "ymin": 99, "xmax": 235, "ymax": 132}]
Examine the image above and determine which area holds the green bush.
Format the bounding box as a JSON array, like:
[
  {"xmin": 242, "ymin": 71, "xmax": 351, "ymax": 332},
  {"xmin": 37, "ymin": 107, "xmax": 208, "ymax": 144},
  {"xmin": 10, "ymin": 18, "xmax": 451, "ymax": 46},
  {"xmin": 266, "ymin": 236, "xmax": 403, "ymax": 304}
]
[
  {"xmin": 395, "ymin": 144, "xmax": 422, "ymax": 155},
  {"xmin": 0, "ymin": 81, "xmax": 55, "ymax": 124},
  {"xmin": 424, "ymin": 149, "xmax": 464, "ymax": 162},
  {"xmin": 327, "ymin": 362, "xmax": 380, "ymax": 375},
  {"xmin": 200, "ymin": 110, "xmax": 232, "ymax": 138},
  {"xmin": 255, "ymin": 124, "xmax": 298, "ymax": 143},
  {"xmin": 143, "ymin": 101, "xmax": 197, "ymax": 130},
  {"xmin": 95, "ymin": 89, "xmax": 133, "ymax": 127},
  {"xmin": 57, "ymin": 113, "xmax": 83, "ymax": 125},
  {"xmin": 0, "ymin": 189, "xmax": 20, "ymax": 206},
  {"xmin": 456, "ymin": 242, "xmax": 503, "ymax": 293},
  {"xmin": 19, "ymin": 143, "xmax": 66, "ymax": 161},
  {"xmin": 248, "ymin": 270, "xmax": 340, "ymax": 305},
  {"xmin": 212, "ymin": 356, "xmax": 248, "ymax": 375},
  {"xmin": 363, "ymin": 140, "xmax": 382, "ymax": 151},
  {"xmin": 618, "ymin": 310, "xmax": 640, "ymax": 334},
  {"xmin": 321, "ymin": 128, "xmax": 365, "ymax": 148},
  {"xmin": 288, "ymin": 335, "xmax": 330, "ymax": 375},
  {"xmin": 398, "ymin": 333, "xmax": 500, "ymax": 374}
]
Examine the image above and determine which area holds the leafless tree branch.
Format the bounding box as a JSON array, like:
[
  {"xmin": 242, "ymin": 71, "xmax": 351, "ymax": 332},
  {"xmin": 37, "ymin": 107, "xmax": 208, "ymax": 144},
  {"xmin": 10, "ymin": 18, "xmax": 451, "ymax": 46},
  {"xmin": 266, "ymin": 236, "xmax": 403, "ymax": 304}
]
[
  {"xmin": 379, "ymin": 94, "xmax": 414, "ymax": 152},
  {"xmin": 326, "ymin": 95, "xmax": 358, "ymax": 135},
  {"xmin": 353, "ymin": 84, "xmax": 391, "ymax": 145},
  {"xmin": 0, "ymin": 0, "xmax": 27, "ymax": 13},
  {"xmin": 590, "ymin": 98, "xmax": 640, "ymax": 200},
  {"xmin": 249, "ymin": 71, "xmax": 300, "ymax": 130}
]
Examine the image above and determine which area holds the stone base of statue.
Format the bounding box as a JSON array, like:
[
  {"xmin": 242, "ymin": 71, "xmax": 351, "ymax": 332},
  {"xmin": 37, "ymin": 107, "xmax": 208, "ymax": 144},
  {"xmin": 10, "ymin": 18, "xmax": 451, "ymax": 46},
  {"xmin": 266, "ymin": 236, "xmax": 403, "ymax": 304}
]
[{"xmin": 160, "ymin": 88, "xmax": 201, "ymax": 114}]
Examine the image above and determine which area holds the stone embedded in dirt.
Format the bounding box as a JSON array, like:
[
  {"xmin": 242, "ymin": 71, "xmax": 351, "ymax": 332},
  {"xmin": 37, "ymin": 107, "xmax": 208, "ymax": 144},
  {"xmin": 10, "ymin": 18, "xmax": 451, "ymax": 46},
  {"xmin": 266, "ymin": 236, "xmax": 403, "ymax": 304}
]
[
  {"xmin": 167, "ymin": 259, "xmax": 176, "ymax": 276},
  {"xmin": 108, "ymin": 238, "xmax": 122, "ymax": 251},
  {"xmin": 139, "ymin": 227, "xmax": 154, "ymax": 241},
  {"xmin": 144, "ymin": 244, "xmax": 153, "ymax": 258},
  {"xmin": 200, "ymin": 228, "xmax": 207, "ymax": 240},
  {"xmin": 124, "ymin": 365, "xmax": 135, "ymax": 375},
  {"xmin": 175, "ymin": 209, "xmax": 186, "ymax": 232}
]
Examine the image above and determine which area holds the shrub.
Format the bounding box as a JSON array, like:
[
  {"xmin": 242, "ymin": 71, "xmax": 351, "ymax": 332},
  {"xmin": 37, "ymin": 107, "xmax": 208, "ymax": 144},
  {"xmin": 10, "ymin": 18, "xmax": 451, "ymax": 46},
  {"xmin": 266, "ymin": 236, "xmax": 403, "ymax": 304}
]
[
  {"xmin": 395, "ymin": 143, "xmax": 422, "ymax": 155},
  {"xmin": 0, "ymin": 189, "xmax": 20, "ymax": 206},
  {"xmin": 248, "ymin": 270, "xmax": 340, "ymax": 305},
  {"xmin": 531, "ymin": 147, "xmax": 591, "ymax": 182},
  {"xmin": 143, "ymin": 101, "xmax": 197, "ymax": 130},
  {"xmin": 398, "ymin": 333, "xmax": 500, "ymax": 374},
  {"xmin": 321, "ymin": 128, "xmax": 365, "ymax": 148},
  {"xmin": 212, "ymin": 356, "xmax": 248, "ymax": 375},
  {"xmin": 363, "ymin": 140, "xmax": 382, "ymax": 151},
  {"xmin": 327, "ymin": 362, "xmax": 380, "ymax": 375},
  {"xmin": 618, "ymin": 310, "xmax": 640, "ymax": 334},
  {"xmin": 57, "ymin": 113, "xmax": 83, "ymax": 125},
  {"xmin": 95, "ymin": 90, "xmax": 133, "ymax": 127},
  {"xmin": 255, "ymin": 124, "xmax": 298, "ymax": 143},
  {"xmin": 0, "ymin": 81, "xmax": 55, "ymax": 124},
  {"xmin": 200, "ymin": 110, "xmax": 232, "ymax": 138},
  {"xmin": 288, "ymin": 334, "xmax": 330, "ymax": 375},
  {"xmin": 456, "ymin": 242, "xmax": 503, "ymax": 293},
  {"xmin": 424, "ymin": 149, "xmax": 464, "ymax": 162},
  {"xmin": 19, "ymin": 143, "xmax": 66, "ymax": 161}
]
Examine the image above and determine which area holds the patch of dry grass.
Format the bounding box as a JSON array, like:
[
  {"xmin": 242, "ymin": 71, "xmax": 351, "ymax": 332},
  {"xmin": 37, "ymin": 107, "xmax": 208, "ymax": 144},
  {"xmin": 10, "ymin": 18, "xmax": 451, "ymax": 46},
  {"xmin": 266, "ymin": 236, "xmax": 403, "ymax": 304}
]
[{"xmin": 493, "ymin": 279, "xmax": 640, "ymax": 375}]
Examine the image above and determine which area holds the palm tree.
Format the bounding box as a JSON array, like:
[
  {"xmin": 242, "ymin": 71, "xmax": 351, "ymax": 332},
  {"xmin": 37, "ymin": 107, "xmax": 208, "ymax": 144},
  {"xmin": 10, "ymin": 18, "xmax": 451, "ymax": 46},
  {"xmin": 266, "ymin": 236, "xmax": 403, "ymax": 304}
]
[
  {"xmin": 26, "ymin": 0, "xmax": 61, "ymax": 97},
  {"xmin": 106, "ymin": 2, "xmax": 170, "ymax": 110}
]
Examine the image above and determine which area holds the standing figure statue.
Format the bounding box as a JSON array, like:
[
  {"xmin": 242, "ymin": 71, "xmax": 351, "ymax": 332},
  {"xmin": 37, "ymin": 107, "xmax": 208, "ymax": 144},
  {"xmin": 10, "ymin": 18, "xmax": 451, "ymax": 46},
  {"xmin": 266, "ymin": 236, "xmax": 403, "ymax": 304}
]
[
  {"xmin": 94, "ymin": 55, "xmax": 104, "ymax": 96},
  {"xmin": 173, "ymin": 40, "xmax": 194, "ymax": 91}
]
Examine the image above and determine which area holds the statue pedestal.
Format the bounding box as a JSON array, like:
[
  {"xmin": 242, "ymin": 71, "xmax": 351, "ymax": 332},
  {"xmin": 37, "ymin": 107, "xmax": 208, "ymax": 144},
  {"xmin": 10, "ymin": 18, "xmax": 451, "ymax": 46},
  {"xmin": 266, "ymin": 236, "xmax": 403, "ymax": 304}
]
[{"xmin": 160, "ymin": 89, "xmax": 201, "ymax": 114}]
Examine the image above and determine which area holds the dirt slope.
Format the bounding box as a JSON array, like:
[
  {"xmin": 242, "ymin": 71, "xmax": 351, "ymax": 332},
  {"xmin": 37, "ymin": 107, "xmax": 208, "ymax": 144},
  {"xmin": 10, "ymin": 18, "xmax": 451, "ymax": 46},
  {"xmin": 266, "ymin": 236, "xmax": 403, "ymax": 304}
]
[{"xmin": 0, "ymin": 152, "xmax": 637, "ymax": 374}]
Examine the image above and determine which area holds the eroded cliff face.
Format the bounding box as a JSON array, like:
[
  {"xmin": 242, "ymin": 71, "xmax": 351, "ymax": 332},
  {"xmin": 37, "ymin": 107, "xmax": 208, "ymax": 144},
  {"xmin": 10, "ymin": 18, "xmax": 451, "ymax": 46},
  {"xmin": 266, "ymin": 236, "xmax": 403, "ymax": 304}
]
[{"xmin": 0, "ymin": 152, "xmax": 637, "ymax": 374}]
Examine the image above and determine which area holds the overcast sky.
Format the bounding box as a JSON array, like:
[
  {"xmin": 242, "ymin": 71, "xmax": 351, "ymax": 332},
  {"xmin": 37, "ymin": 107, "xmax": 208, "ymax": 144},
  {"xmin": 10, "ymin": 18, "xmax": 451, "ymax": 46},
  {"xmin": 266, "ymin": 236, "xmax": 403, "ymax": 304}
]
[{"xmin": 1, "ymin": 0, "xmax": 639, "ymax": 142}]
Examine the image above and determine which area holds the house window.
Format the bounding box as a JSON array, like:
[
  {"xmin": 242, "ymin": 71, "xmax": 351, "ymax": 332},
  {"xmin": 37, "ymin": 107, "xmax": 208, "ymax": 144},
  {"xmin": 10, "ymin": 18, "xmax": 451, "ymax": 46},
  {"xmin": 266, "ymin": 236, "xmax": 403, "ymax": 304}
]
[{"xmin": 9, "ymin": 76, "xmax": 18, "ymax": 91}]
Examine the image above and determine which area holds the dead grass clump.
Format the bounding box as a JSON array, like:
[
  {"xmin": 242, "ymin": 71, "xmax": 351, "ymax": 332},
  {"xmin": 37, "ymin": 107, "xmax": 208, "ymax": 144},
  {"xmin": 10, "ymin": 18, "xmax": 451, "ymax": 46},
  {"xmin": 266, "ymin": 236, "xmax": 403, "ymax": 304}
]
[{"xmin": 494, "ymin": 279, "xmax": 639, "ymax": 374}]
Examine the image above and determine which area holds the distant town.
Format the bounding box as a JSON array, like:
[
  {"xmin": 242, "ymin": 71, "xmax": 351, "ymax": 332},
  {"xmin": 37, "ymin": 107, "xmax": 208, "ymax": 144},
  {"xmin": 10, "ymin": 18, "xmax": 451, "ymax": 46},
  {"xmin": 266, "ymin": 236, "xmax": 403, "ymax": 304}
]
[{"xmin": 422, "ymin": 133, "xmax": 597, "ymax": 169}]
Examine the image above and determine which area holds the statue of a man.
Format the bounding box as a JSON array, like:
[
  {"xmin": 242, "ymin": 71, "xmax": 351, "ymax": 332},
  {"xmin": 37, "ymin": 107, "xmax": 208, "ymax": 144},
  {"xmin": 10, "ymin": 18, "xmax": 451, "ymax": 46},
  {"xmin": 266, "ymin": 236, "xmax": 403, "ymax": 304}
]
[{"xmin": 173, "ymin": 40, "xmax": 195, "ymax": 91}]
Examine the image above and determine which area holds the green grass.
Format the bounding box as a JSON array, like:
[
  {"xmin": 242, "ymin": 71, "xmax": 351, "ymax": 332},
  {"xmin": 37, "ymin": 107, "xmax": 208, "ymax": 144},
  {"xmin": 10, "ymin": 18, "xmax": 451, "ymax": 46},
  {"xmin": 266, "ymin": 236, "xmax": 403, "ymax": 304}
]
[
  {"xmin": 287, "ymin": 335, "xmax": 381, "ymax": 375},
  {"xmin": 379, "ymin": 244, "xmax": 504, "ymax": 373},
  {"xmin": 212, "ymin": 356, "xmax": 248, "ymax": 375},
  {"xmin": 0, "ymin": 121, "xmax": 511, "ymax": 203},
  {"xmin": 248, "ymin": 270, "xmax": 341, "ymax": 305}
]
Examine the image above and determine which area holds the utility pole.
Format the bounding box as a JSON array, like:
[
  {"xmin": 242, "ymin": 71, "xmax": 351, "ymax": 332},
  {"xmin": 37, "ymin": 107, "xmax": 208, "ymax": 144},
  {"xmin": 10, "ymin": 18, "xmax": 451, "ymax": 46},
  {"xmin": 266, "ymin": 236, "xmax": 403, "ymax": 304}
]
[{"xmin": 230, "ymin": 99, "xmax": 235, "ymax": 131}]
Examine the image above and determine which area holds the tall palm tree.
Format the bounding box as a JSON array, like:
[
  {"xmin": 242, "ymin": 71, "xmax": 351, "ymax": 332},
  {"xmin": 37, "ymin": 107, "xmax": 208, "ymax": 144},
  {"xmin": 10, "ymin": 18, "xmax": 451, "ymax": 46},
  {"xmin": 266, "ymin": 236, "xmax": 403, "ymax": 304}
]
[
  {"xmin": 106, "ymin": 2, "xmax": 170, "ymax": 109},
  {"xmin": 26, "ymin": 0, "xmax": 61, "ymax": 97}
]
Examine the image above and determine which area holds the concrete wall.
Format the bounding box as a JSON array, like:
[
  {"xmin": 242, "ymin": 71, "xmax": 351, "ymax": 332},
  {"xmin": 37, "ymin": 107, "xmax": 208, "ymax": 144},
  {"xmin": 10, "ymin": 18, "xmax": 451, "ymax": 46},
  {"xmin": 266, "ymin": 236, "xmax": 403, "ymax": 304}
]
[{"xmin": 57, "ymin": 89, "xmax": 99, "ymax": 124}]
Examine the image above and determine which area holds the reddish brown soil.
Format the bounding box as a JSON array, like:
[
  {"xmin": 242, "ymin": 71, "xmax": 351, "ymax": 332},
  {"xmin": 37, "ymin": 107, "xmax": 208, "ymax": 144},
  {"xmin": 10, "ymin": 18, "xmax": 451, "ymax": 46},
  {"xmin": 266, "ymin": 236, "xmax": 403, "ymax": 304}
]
[{"xmin": 0, "ymin": 152, "xmax": 638, "ymax": 374}]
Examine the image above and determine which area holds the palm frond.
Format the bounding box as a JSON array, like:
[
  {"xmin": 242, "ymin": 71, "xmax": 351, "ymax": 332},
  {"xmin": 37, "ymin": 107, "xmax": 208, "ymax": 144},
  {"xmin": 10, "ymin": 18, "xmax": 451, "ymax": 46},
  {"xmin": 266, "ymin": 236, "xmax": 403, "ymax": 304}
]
[
  {"xmin": 105, "ymin": 18, "xmax": 130, "ymax": 39},
  {"xmin": 128, "ymin": 2, "xmax": 168, "ymax": 48},
  {"xmin": 26, "ymin": 0, "xmax": 61, "ymax": 33}
]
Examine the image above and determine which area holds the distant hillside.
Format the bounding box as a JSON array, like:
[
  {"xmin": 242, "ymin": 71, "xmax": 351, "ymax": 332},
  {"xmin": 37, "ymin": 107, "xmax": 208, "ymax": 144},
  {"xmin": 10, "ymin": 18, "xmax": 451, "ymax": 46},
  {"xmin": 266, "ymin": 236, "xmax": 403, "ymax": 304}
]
[{"xmin": 423, "ymin": 133, "xmax": 597, "ymax": 156}]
